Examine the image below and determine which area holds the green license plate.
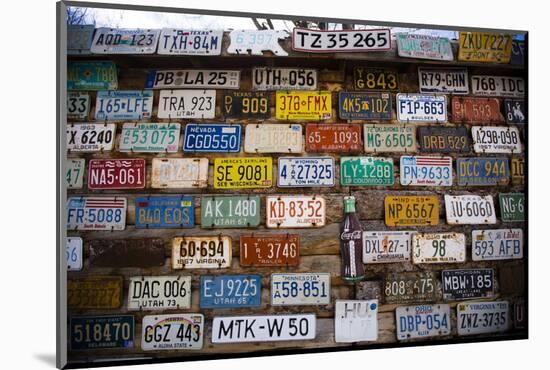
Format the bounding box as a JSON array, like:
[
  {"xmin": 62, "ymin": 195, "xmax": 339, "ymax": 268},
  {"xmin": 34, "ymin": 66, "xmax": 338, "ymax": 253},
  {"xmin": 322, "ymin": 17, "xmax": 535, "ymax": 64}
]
[
  {"xmin": 340, "ymin": 156, "xmax": 394, "ymax": 186},
  {"xmin": 499, "ymin": 193, "xmax": 524, "ymax": 222},
  {"xmin": 201, "ymin": 195, "xmax": 261, "ymax": 228}
]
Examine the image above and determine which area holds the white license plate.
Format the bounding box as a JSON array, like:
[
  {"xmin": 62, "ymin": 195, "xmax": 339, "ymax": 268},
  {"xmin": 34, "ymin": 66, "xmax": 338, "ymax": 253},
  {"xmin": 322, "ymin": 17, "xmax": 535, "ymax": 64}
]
[
  {"xmin": 277, "ymin": 157, "xmax": 335, "ymax": 187},
  {"xmin": 363, "ymin": 125, "xmax": 417, "ymax": 152},
  {"xmin": 266, "ymin": 195, "xmax": 326, "ymax": 228},
  {"xmin": 362, "ymin": 231, "xmax": 412, "ymax": 263},
  {"xmin": 211, "ymin": 314, "xmax": 316, "ymax": 343},
  {"xmin": 66, "ymin": 237, "xmax": 83, "ymax": 271},
  {"xmin": 128, "ymin": 276, "xmax": 191, "ymax": 311},
  {"xmin": 151, "ymin": 158, "xmax": 208, "ymax": 188},
  {"xmin": 457, "ymin": 301, "xmax": 509, "ymax": 335},
  {"xmin": 396, "ymin": 94, "xmax": 447, "ymax": 122},
  {"xmin": 90, "ymin": 27, "xmax": 160, "ymax": 54},
  {"xmin": 141, "ymin": 313, "xmax": 204, "ymax": 350},
  {"xmin": 67, "ymin": 92, "xmax": 90, "ymax": 120},
  {"xmin": 67, "ymin": 197, "xmax": 126, "ymax": 230},
  {"xmin": 471, "ymin": 75, "xmax": 525, "ymax": 98},
  {"xmin": 94, "ymin": 90, "xmax": 153, "ymax": 120},
  {"xmin": 444, "ymin": 195, "xmax": 497, "ymax": 225},
  {"xmin": 396, "ymin": 304, "xmax": 451, "ymax": 340},
  {"xmin": 119, "ymin": 123, "xmax": 180, "ymax": 153},
  {"xmin": 271, "ymin": 273, "xmax": 331, "ymax": 305},
  {"xmin": 157, "ymin": 90, "xmax": 216, "ymax": 119},
  {"xmin": 244, "ymin": 124, "xmax": 303, "ymax": 153},
  {"xmin": 418, "ymin": 68, "xmax": 469, "ymax": 94},
  {"xmin": 471, "ymin": 126, "xmax": 522, "ymax": 154},
  {"xmin": 66, "ymin": 123, "xmax": 116, "ymax": 152},
  {"xmin": 335, "ymin": 300, "xmax": 378, "ymax": 342},
  {"xmin": 66, "ymin": 159, "xmax": 84, "ymax": 189},
  {"xmin": 172, "ymin": 236, "xmax": 232, "ymax": 269},
  {"xmin": 157, "ymin": 29, "xmax": 223, "ymax": 55},
  {"xmin": 292, "ymin": 28, "xmax": 391, "ymax": 52},
  {"xmin": 228, "ymin": 30, "xmax": 288, "ymax": 56},
  {"xmin": 472, "ymin": 229, "xmax": 523, "ymax": 261},
  {"xmin": 252, "ymin": 67, "xmax": 318, "ymax": 90},
  {"xmin": 145, "ymin": 69, "xmax": 240, "ymax": 89},
  {"xmin": 400, "ymin": 156, "xmax": 452, "ymax": 186},
  {"xmin": 412, "ymin": 233, "xmax": 466, "ymax": 263}
]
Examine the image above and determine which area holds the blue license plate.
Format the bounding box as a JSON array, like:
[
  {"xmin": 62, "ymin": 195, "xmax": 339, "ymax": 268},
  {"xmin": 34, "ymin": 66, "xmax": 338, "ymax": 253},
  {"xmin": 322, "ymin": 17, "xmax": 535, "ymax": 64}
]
[
  {"xmin": 183, "ymin": 123, "xmax": 241, "ymax": 153},
  {"xmin": 135, "ymin": 196, "xmax": 194, "ymax": 228},
  {"xmin": 67, "ymin": 61, "xmax": 118, "ymax": 90},
  {"xmin": 95, "ymin": 90, "xmax": 153, "ymax": 120},
  {"xmin": 456, "ymin": 157, "xmax": 510, "ymax": 186},
  {"xmin": 200, "ymin": 275, "xmax": 262, "ymax": 308},
  {"xmin": 338, "ymin": 92, "xmax": 392, "ymax": 120},
  {"xmin": 70, "ymin": 315, "xmax": 134, "ymax": 350}
]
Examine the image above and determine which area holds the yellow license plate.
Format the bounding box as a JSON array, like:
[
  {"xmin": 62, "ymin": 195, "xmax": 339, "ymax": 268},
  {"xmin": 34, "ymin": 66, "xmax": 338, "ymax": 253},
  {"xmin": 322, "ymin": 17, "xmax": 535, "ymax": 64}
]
[
  {"xmin": 276, "ymin": 91, "xmax": 332, "ymax": 120},
  {"xmin": 511, "ymin": 158, "xmax": 524, "ymax": 185},
  {"xmin": 68, "ymin": 276, "xmax": 123, "ymax": 309},
  {"xmin": 214, "ymin": 157, "xmax": 272, "ymax": 189},
  {"xmin": 384, "ymin": 195, "xmax": 439, "ymax": 226},
  {"xmin": 458, "ymin": 32, "xmax": 513, "ymax": 63}
]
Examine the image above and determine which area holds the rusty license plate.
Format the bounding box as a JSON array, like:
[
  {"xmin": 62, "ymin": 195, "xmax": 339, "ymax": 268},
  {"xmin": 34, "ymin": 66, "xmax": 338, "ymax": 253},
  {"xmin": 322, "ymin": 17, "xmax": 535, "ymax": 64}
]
[
  {"xmin": 305, "ymin": 123, "xmax": 362, "ymax": 152},
  {"xmin": 384, "ymin": 271, "xmax": 438, "ymax": 304},
  {"xmin": 458, "ymin": 32, "xmax": 513, "ymax": 63},
  {"xmin": 240, "ymin": 234, "xmax": 300, "ymax": 266},
  {"xmin": 68, "ymin": 276, "xmax": 123, "ymax": 309},
  {"xmin": 511, "ymin": 158, "xmax": 524, "ymax": 185},
  {"xmin": 417, "ymin": 126, "xmax": 471, "ymax": 153},
  {"xmin": 88, "ymin": 239, "xmax": 166, "ymax": 268},
  {"xmin": 384, "ymin": 196, "xmax": 439, "ymax": 226},
  {"xmin": 451, "ymin": 97, "xmax": 502, "ymax": 124}
]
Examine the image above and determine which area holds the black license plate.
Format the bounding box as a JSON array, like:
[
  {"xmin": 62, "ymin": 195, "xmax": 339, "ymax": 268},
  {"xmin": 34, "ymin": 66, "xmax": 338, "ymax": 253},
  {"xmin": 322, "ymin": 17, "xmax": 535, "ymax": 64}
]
[
  {"xmin": 442, "ymin": 269, "xmax": 494, "ymax": 300},
  {"xmin": 223, "ymin": 91, "xmax": 271, "ymax": 119},
  {"xmin": 417, "ymin": 126, "xmax": 471, "ymax": 153}
]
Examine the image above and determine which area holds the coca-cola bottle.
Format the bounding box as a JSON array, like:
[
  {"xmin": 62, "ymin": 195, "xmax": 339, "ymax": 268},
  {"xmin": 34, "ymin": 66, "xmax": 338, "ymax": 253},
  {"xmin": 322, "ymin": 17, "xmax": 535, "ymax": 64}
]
[{"xmin": 340, "ymin": 196, "xmax": 365, "ymax": 282}]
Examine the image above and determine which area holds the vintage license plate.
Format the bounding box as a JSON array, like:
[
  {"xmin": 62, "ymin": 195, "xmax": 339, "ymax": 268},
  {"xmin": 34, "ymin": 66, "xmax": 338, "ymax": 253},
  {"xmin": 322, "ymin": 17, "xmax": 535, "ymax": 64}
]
[
  {"xmin": 145, "ymin": 69, "xmax": 240, "ymax": 89},
  {"xmin": 505, "ymin": 99, "xmax": 526, "ymax": 124},
  {"xmin": 396, "ymin": 304, "xmax": 451, "ymax": 340},
  {"xmin": 305, "ymin": 123, "xmax": 362, "ymax": 152},
  {"xmin": 511, "ymin": 158, "xmax": 524, "ymax": 185},
  {"xmin": 67, "ymin": 61, "xmax": 118, "ymax": 90},
  {"xmin": 442, "ymin": 269, "xmax": 494, "ymax": 300},
  {"xmin": 244, "ymin": 123, "xmax": 303, "ymax": 153},
  {"xmin": 340, "ymin": 156, "xmax": 394, "ymax": 186},
  {"xmin": 183, "ymin": 123, "xmax": 241, "ymax": 153},
  {"xmin": 418, "ymin": 68, "xmax": 468, "ymax": 94},
  {"xmin": 223, "ymin": 91, "xmax": 271, "ymax": 119},
  {"xmin": 157, "ymin": 90, "xmax": 216, "ymax": 119},
  {"xmin": 271, "ymin": 273, "xmax": 331, "ymax": 306},
  {"xmin": 499, "ymin": 193, "xmax": 524, "ymax": 222},
  {"xmin": 457, "ymin": 301, "xmax": 509, "ymax": 335},
  {"xmin": 141, "ymin": 314, "xmax": 204, "ymax": 351},
  {"xmin": 384, "ymin": 271, "xmax": 437, "ymax": 304},
  {"xmin": 200, "ymin": 275, "xmax": 262, "ymax": 308},
  {"xmin": 66, "ymin": 158, "xmax": 84, "ymax": 189},
  {"xmin": 88, "ymin": 159, "xmax": 146, "ymax": 190},
  {"xmin": 252, "ymin": 67, "xmax": 317, "ymax": 91},
  {"xmin": 66, "ymin": 123, "xmax": 115, "ymax": 152},
  {"xmin": 397, "ymin": 94, "xmax": 447, "ymax": 122},
  {"xmin": 212, "ymin": 314, "xmax": 316, "ymax": 343},
  {"xmin": 66, "ymin": 237, "xmax": 83, "ymax": 271},
  {"xmin": 514, "ymin": 300, "xmax": 526, "ymax": 329},
  {"xmin": 277, "ymin": 157, "xmax": 335, "ymax": 187},
  {"xmin": 417, "ymin": 126, "xmax": 471, "ymax": 153},
  {"xmin": 89, "ymin": 239, "xmax": 165, "ymax": 268},
  {"xmin": 364, "ymin": 125, "xmax": 416, "ymax": 153},
  {"xmin": 472, "ymin": 229, "xmax": 523, "ymax": 261},
  {"xmin": 68, "ymin": 276, "xmax": 123, "ymax": 309},
  {"xmin": 451, "ymin": 97, "xmax": 502, "ymax": 124},
  {"xmin": 67, "ymin": 197, "xmax": 126, "ymax": 230},
  {"xmin": 135, "ymin": 196, "xmax": 194, "ymax": 228},
  {"xmin": 151, "ymin": 158, "xmax": 209, "ymax": 188},
  {"xmin": 472, "ymin": 126, "xmax": 522, "ymax": 154},
  {"xmin": 400, "ymin": 156, "xmax": 452, "ymax": 186},
  {"xmin": 240, "ymin": 234, "xmax": 300, "ymax": 267},
  {"xmin": 335, "ymin": 300, "xmax": 378, "ymax": 342},
  {"xmin": 471, "ymin": 75, "xmax": 525, "ymax": 98},
  {"xmin": 266, "ymin": 195, "xmax": 326, "ymax": 228},
  {"xmin": 353, "ymin": 68, "xmax": 398, "ymax": 91},
  {"xmin": 385, "ymin": 196, "xmax": 439, "ymax": 227},
  {"xmin": 444, "ymin": 195, "xmax": 496, "ymax": 225},
  {"xmin": 338, "ymin": 92, "xmax": 392, "ymax": 120},
  {"xmin": 412, "ymin": 232, "xmax": 466, "ymax": 264},
  {"xmin": 511, "ymin": 40, "xmax": 525, "ymax": 65},
  {"xmin": 95, "ymin": 90, "xmax": 153, "ymax": 120},
  {"xmin": 276, "ymin": 91, "xmax": 331, "ymax": 120},
  {"xmin": 70, "ymin": 315, "xmax": 134, "ymax": 350},
  {"xmin": 119, "ymin": 123, "xmax": 180, "ymax": 153},
  {"xmin": 128, "ymin": 276, "xmax": 191, "ymax": 310},
  {"xmin": 292, "ymin": 28, "xmax": 390, "ymax": 52},
  {"xmin": 213, "ymin": 157, "xmax": 272, "ymax": 189},
  {"xmin": 67, "ymin": 25, "xmax": 94, "ymax": 54},
  {"xmin": 67, "ymin": 92, "xmax": 90, "ymax": 120},
  {"xmin": 157, "ymin": 29, "xmax": 223, "ymax": 55},
  {"xmin": 458, "ymin": 32, "xmax": 513, "ymax": 63},
  {"xmin": 456, "ymin": 157, "xmax": 509, "ymax": 186},
  {"xmin": 172, "ymin": 236, "xmax": 231, "ymax": 269},
  {"xmin": 228, "ymin": 29, "xmax": 288, "ymax": 56},
  {"xmin": 90, "ymin": 27, "xmax": 160, "ymax": 54},
  {"xmin": 201, "ymin": 195, "xmax": 260, "ymax": 228},
  {"xmin": 397, "ymin": 34, "xmax": 453, "ymax": 61},
  {"xmin": 363, "ymin": 231, "xmax": 412, "ymax": 263}
]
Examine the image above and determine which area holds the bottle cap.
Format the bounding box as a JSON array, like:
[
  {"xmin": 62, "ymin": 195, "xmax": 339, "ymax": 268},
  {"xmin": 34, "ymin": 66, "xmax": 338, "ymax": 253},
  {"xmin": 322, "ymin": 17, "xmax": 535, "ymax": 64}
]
[{"xmin": 343, "ymin": 196, "xmax": 356, "ymax": 213}]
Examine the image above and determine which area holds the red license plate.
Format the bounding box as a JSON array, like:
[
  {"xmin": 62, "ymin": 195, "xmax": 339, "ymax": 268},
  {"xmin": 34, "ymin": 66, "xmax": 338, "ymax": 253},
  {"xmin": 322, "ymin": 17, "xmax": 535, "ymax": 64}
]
[
  {"xmin": 305, "ymin": 123, "xmax": 363, "ymax": 152},
  {"xmin": 88, "ymin": 159, "xmax": 146, "ymax": 189},
  {"xmin": 451, "ymin": 97, "xmax": 503, "ymax": 123}
]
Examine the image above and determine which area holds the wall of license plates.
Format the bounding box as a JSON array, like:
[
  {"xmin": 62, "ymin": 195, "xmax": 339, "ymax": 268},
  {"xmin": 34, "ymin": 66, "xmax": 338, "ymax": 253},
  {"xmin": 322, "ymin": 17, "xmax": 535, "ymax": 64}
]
[{"xmin": 65, "ymin": 24, "xmax": 527, "ymax": 363}]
